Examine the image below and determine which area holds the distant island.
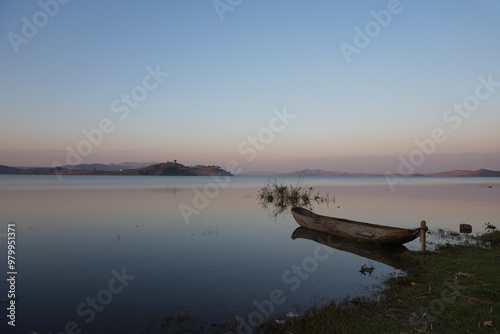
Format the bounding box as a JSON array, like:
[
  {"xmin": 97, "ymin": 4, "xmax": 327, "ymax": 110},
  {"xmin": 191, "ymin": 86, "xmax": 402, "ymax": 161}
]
[
  {"xmin": 243, "ymin": 168, "xmax": 500, "ymax": 177},
  {"xmin": 1, "ymin": 163, "xmax": 499, "ymax": 177},
  {"xmin": 0, "ymin": 161, "xmax": 232, "ymax": 177}
]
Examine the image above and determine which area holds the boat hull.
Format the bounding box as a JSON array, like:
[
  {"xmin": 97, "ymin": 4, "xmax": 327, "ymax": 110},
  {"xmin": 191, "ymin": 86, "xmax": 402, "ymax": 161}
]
[{"xmin": 291, "ymin": 207, "xmax": 421, "ymax": 245}]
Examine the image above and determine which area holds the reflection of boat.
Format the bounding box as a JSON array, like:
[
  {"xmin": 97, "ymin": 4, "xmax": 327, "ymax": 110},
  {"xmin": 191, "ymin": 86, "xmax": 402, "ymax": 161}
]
[
  {"xmin": 291, "ymin": 207, "xmax": 424, "ymax": 245},
  {"xmin": 291, "ymin": 227, "xmax": 407, "ymax": 269}
]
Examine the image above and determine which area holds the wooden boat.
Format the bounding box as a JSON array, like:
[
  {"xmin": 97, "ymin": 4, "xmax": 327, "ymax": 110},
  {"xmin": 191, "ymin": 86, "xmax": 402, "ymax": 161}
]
[{"xmin": 291, "ymin": 207, "xmax": 424, "ymax": 245}]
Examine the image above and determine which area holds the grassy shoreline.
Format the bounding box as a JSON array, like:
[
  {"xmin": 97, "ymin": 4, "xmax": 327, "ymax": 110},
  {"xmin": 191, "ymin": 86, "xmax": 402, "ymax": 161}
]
[
  {"xmin": 138, "ymin": 232, "xmax": 499, "ymax": 333},
  {"xmin": 260, "ymin": 231, "xmax": 500, "ymax": 333}
]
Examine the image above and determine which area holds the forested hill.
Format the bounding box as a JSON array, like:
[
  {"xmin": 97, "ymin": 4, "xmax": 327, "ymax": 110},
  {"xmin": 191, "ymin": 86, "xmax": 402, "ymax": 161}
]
[{"xmin": 0, "ymin": 162, "xmax": 232, "ymax": 176}]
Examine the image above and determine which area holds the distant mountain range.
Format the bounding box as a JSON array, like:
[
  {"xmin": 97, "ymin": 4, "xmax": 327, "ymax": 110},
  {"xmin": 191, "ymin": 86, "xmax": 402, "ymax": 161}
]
[
  {"xmin": 0, "ymin": 162, "xmax": 232, "ymax": 176},
  {"xmin": 242, "ymin": 168, "xmax": 500, "ymax": 177},
  {"xmin": 0, "ymin": 163, "xmax": 499, "ymax": 177}
]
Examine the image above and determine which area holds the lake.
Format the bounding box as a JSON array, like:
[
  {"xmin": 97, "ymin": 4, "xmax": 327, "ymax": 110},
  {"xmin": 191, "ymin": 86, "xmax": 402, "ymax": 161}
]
[{"xmin": 1, "ymin": 175, "xmax": 499, "ymax": 333}]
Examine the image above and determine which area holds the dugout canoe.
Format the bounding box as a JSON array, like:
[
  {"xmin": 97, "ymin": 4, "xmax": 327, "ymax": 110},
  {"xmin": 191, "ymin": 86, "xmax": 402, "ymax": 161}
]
[{"xmin": 291, "ymin": 207, "xmax": 425, "ymax": 245}]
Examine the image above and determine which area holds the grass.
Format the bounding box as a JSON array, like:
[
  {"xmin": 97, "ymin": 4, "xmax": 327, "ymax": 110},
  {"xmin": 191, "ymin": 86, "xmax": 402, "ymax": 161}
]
[
  {"xmin": 260, "ymin": 231, "xmax": 500, "ymax": 333},
  {"xmin": 258, "ymin": 180, "xmax": 334, "ymax": 217},
  {"xmin": 479, "ymin": 229, "xmax": 500, "ymax": 247},
  {"xmin": 139, "ymin": 312, "xmax": 234, "ymax": 334},
  {"xmin": 127, "ymin": 231, "xmax": 500, "ymax": 333}
]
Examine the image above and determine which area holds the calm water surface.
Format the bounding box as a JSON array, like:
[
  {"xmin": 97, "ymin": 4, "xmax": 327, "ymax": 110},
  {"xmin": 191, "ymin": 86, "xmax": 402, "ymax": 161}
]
[{"xmin": 1, "ymin": 175, "xmax": 499, "ymax": 333}]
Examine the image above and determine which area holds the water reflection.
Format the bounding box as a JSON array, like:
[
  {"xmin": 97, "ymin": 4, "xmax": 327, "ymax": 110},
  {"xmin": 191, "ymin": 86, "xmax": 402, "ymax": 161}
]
[
  {"xmin": 291, "ymin": 227, "xmax": 408, "ymax": 269},
  {"xmin": 0, "ymin": 175, "xmax": 499, "ymax": 333}
]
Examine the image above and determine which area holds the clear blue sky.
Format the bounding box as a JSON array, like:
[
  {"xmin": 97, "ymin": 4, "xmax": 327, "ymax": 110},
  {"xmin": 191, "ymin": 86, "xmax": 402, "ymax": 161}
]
[{"xmin": 1, "ymin": 0, "xmax": 499, "ymax": 173}]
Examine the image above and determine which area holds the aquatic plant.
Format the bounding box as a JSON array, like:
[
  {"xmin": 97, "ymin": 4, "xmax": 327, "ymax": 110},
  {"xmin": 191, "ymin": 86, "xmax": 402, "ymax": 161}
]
[
  {"xmin": 359, "ymin": 264, "xmax": 375, "ymax": 275},
  {"xmin": 485, "ymin": 222, "xmax": 497, "ymax": 231},
  {"xmin": 258, "ymin": 180, "xmax": 334, "ymax": 218}
]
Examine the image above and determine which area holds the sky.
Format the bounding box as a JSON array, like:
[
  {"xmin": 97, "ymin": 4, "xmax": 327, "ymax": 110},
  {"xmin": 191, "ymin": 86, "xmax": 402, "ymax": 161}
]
[{"xmin": 1, "ymin": 0, "xmax": 499, "ymax": 173}]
